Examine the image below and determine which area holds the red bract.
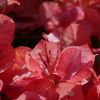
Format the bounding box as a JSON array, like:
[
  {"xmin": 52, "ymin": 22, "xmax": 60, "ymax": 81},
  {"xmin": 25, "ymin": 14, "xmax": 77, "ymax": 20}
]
[
  {"xmin": 27, "ymin": 40, "xmax": 95, "ymax": 82},
  {"xmin": 15, "ymin": 91, "xmax": 46, "ymax": 100},
  {"xmin": 0, "ymin": 14, "xmax": 15, "ymax": 50},
  {"xmin": 15, "ymin": 46, "xmax": 31, "ymax": 67},
  {"xmin": 87, "ymin": 84, "xmax": 100, "ymax": 100},
  {"xmin": 39, "ymin": 1, "xmax": 84, "ymax": 32},
  {"xmin": 0, "ymin": 46, "xmax": 14, "ymax": 71},
  {"xmin": 62, "ymin": 21, "xmax": 92, "ymax": 46},
  {"xmin": 53, "ymin": 45, "xmax": 95, "ymax": 80},
  {"xmin": 0, "ymin": 0, "xmax": 20, "ymax": 15},
  {"xmin": 56, "ymin": 82, "xmax": 85, "ymax": 100},
  {"xmin": 85, "ymin": 6, "xmax": 100, "ymax": 35},
  {"xmin": 26, "ymin": 56, "xmax": 43, "ymax": 77},
  {"xmin": 86, "ymin": 75, "xmax": 100, "ymax": 100},
  {"xmin": 25, "ymin": 40, "xmax": 61, "ymax": 75},
  {"xmin": 6, "ymin": 77, "xmax": 58, "ymax": 99},
  {"xmin": 24, "ymin": 78, "xmax": 57, "ymax": 98},
  {"xmin": 4, "ymin": 0, "xmax": 20, "ymax": 13},
  {"xmin": 0, "ymin": 14, "xmax": 15, "ymax": 70}
]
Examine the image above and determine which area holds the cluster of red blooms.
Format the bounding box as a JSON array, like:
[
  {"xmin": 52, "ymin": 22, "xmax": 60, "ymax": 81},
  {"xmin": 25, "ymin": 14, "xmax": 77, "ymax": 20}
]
[{"xmin": 0, "ymin": 0, "xmax": 100, "ymax": 100}]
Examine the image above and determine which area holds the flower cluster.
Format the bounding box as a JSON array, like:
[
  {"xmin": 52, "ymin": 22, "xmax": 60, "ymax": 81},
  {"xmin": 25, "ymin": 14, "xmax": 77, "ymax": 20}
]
[{"xmin": 0, "ymin": 0, "xmax": 100, "ymax": 100}]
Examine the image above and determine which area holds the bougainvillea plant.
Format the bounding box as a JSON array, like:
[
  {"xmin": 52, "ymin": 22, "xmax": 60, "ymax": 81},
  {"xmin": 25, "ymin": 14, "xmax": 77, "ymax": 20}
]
[{"xmin": 0, "ymin": 0, "xmax": 100, "ymax": 100}]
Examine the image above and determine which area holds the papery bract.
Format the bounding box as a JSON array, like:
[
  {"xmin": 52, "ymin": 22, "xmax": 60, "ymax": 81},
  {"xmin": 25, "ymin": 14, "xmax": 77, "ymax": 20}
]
[
  {"xmin": 0, "ymin": 14, "xmax": 15, "ymax": 71},
  {"xmin": 0, "ymin": 14, "xmax": 15, "ymax": 50},
  {"xmin": 26, "ymin": 40, "xmax": 61, "ymax": 74},
  {"xmin": 15, "ymin": 91, "xmax": 46, "ymax": 100},
  {"xmin": 6, "ymin": 77, "xmax": 58, "ymax": 99},
  {"xmin": 15, "ymin": 46, "xmax": 31, "ymax": 67},
  {"xmin": 86, "ymin": 83, "xmax": 100, "ymax": 100},
  {"xmin": 53, "ymin": 45, "xmax": 95, "ymax": 80},
  {"xmin": 39, "ymin": 2, "xmax": 85, "ymax": 32},
  {"xmin": 56, "ymin": 82, "xmax": 85, "ymax": 100},
  {"xmin": 85, "ymin": 7, "xmax": 100, "ymax": 36},
  {"xmin": 62, "ymin": 21, "xmax": 92, "ymax": 46}
]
